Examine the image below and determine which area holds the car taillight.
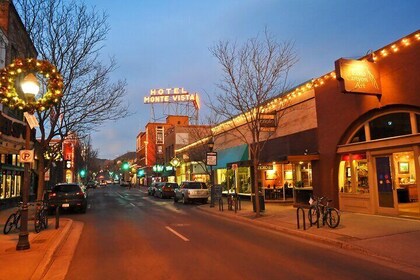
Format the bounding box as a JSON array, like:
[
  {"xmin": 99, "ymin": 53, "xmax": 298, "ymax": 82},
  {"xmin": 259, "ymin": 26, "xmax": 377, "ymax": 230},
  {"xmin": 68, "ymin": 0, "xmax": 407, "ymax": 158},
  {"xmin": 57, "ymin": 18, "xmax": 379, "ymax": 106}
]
[
  {"xmin": 76, "ymin": 191, "xmax": 84, "ymax": 197},
  {"xmin": 49, "ymin": 193, "xmax": 57, "ymax": 198}
]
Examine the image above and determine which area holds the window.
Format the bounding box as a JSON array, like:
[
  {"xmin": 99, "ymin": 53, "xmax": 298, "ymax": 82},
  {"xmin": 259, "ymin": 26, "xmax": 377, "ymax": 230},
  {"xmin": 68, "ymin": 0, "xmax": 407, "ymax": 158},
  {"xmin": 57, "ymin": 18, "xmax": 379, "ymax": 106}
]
[
  {"xmin": 369, "ymin": 113, "xmax": 411, "ymax": 140},
  {"xmin": 156, "ymin": 126, "xmax": 164, "ymax": 144},
  {"xmin": 416, "ymin": 114, "xmax": 420, "ymax": 133},
  {"xmin": 339, "ymin": 154, "xmax": 368, "ymax": 194},
  {"xmin": 350, "ymin": 127, "xmax": 366, "ymax": 143}
]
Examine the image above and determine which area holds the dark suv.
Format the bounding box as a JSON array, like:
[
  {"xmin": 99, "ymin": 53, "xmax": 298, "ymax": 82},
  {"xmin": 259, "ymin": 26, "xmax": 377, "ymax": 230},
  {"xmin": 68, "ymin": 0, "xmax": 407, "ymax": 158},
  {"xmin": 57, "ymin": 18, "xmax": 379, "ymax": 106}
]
[
  {"xmin": 48, "ymin": 183, "xmax": 88, "ymax": 213},
  {"xmin": 154, "ymin": 182, "xmax": 178, "ymax": 198}
]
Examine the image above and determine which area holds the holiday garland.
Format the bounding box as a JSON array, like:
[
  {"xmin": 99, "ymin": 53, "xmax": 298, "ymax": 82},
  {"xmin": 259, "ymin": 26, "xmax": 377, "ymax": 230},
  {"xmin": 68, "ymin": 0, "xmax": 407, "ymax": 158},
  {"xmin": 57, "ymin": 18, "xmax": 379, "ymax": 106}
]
[{"xmin": 0, "ymin": 58, "xmax": 63, "ymax": 112}]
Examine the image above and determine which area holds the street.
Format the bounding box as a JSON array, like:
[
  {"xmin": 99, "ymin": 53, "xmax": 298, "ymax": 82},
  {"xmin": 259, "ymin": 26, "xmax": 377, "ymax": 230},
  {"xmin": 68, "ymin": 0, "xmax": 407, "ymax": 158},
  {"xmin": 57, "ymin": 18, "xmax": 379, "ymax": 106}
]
[{"xmin": 56, "ymin": 184, "xmax": 417, "ymax": 280}]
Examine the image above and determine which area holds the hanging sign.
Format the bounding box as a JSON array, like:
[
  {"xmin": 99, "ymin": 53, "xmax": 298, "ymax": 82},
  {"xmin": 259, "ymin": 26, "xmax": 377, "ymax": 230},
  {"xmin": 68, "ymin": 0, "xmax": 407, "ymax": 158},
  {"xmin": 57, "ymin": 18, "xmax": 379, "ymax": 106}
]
[
  {"xmin": 335, "ymin": 58, "xmax": 381, "ymax": 95},
  {"xmin": 206, "ymin": 152, "xmax": 217, "ymax": 166}
]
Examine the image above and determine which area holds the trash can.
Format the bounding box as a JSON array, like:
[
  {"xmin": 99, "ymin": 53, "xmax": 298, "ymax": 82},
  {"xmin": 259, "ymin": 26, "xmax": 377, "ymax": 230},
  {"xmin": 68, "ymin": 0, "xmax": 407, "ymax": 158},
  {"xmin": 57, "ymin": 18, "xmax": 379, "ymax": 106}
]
[{"xmin": 252, "ymin": 193, "xmax": 265, "ymax": 212}]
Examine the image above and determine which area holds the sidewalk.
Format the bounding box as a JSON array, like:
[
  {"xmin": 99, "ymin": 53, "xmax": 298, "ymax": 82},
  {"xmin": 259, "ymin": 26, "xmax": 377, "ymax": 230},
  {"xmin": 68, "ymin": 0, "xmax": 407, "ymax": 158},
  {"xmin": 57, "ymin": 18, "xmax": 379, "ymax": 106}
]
[
  {"xmin": 198, "ymin": 197, "xmax": 420, "ymax": 275},
  {"xmin": 0, "ymin": 206, "xmax": 73, "ymax": 280}
]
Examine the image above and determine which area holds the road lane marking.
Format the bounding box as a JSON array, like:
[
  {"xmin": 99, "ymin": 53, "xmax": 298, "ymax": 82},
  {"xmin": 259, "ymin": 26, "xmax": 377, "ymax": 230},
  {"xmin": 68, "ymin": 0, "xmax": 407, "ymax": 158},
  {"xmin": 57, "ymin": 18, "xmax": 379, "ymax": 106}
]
[
  {"xmin": 165, "ymin": 226, "xmax": 190, "ymax": 242},
  {"xmin": 129, "ymin": 202, "xmax": 136, "ymax": 207}
]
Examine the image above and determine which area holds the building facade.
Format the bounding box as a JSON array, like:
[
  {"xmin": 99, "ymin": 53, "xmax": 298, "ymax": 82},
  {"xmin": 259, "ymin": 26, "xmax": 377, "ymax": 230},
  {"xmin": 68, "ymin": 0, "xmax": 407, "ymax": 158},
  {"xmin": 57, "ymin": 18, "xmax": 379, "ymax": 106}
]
[
  {"xmin": 178, "ymin": 30, "xmax": 420, "ymax": 217},
  {"xmin": 0, "ymin": 1, "xmax": 37, "ymax": 208}
]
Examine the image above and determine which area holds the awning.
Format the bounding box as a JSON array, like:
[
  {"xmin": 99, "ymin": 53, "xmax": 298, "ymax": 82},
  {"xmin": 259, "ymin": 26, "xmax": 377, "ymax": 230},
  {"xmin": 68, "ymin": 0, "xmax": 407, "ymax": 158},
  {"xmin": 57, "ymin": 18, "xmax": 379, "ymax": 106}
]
[{"xmin": 214, "ymin": 144, "xmax": 249, "ymax": 169}]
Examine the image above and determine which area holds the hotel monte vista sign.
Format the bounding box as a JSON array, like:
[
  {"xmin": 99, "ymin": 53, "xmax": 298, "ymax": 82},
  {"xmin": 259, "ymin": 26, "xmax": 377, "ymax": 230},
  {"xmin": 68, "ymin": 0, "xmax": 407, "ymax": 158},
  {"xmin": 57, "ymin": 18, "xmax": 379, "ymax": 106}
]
[
  {"xmin": 143, "ymin": 87, "xmax": 197, "ymax": 104},
  {"xmin": 335, "ymin": 58, "xmax": 381, "ymax": 95}
]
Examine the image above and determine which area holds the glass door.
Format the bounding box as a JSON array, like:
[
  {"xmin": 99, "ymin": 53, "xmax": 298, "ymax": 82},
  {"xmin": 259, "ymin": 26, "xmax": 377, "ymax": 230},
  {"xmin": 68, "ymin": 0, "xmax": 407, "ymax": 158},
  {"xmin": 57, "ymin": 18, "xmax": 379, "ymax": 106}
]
[{"xmin": 375, "ymin": 156, "xmax": 397, "ymax": 214}]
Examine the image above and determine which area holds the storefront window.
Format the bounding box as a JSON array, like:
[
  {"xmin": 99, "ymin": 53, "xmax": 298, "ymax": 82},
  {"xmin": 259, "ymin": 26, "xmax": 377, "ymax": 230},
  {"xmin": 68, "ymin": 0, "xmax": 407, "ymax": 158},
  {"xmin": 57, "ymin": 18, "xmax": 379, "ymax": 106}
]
[
  {"xmin": 339, "ymin": 154, "xmax": 369, "ymax": 194},
  {"xmin": 237, "ymin": 167, "xmax": 251, "ymax": 194},
  {"xmin": 295, "ymin": 162, "xmax": 312, "ymax": 188},
  {"xmin": 369, "ymin": 113, "xmax": 411, "ymax": 140},
  {"xmin": 216, "ymin": 169, "xmax": 227, "ymax": 191}
]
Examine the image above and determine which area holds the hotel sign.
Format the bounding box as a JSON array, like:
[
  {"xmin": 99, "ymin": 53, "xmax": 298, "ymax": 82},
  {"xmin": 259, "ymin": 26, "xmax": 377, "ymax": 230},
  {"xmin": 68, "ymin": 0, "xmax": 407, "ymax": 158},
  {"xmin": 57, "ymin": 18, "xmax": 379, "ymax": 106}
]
[
  {"xmin": 144, "ymin": 87, "xmax": 197, "ymax": 104},
  {"xmin": 335, "ymin": 58, "xmax": 381, "ymax": 95}
]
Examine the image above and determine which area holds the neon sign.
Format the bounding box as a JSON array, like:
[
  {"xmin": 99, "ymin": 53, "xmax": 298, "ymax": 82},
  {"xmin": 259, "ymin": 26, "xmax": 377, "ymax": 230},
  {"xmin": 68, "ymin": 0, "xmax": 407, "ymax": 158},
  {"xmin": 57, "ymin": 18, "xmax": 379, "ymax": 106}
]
[{"xmin": 144, "ymin": 87, "xmax": 198, "ymax": 104}]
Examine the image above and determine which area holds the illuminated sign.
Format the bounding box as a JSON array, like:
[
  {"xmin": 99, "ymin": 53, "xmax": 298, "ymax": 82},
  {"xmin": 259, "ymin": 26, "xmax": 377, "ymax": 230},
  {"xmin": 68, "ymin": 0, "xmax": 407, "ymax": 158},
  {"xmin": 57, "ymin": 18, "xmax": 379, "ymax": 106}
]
[
  {"xmin": 144, "ymin": 87, "xmax": 198, "ymax": 104},
  {"xmin": 335, "ymin": 59, "xmax": 381, "ymax": 95}
]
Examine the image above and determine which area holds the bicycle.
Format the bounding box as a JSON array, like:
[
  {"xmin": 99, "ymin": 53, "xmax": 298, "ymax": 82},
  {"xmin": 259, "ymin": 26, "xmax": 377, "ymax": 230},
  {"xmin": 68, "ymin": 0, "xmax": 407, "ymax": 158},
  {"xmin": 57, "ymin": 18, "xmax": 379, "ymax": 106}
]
[
  {"xmin": 4, "ymin": 202, "xmax": 23, "ymax": 234},
  {"xmin": 34, "ymin": 200, "xmax": 49, "ymax": 233},
  {"xmin": 308, "ymin": 196, "xmax": 340, "ymax": 228}
]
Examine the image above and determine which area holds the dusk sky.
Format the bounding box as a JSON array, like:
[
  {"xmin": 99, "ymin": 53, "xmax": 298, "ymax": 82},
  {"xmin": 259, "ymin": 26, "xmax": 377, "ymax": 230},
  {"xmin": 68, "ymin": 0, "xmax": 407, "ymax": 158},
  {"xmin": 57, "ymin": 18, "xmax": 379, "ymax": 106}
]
[{"xmin": 85, "ymin": 0, "xmax": 420, "ymax": 159}]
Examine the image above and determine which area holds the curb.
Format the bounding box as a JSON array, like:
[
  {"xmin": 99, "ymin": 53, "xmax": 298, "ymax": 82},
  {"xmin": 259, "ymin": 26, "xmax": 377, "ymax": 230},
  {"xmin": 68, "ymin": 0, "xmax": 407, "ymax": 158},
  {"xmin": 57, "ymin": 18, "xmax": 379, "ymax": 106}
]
[
  {"xmin": 197, "ymin": 206, "xmax": 420, "ymax": 276},
  {"xmin": 30, "ymin": 218, "xmax": 73, "ymax": 280}
]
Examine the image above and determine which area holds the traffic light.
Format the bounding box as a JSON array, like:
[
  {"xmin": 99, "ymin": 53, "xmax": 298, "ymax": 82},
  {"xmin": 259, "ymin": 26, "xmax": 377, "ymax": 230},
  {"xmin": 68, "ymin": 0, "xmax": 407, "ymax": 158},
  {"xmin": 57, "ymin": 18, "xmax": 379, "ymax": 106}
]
[
  {"xmin": 80, "ymin": 169, "xmax": 86, "ymax": 178},
  {"xmin": 122, "ymin": 162, "xmax": 129, "ymax": 171}
]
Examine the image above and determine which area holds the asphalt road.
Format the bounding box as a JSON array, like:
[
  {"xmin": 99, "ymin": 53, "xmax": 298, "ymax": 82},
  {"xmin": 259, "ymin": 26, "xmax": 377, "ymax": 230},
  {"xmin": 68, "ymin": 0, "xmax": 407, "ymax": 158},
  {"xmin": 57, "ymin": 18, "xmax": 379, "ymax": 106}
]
[{"xmin": 59, "ymin": 185, "xmax": 417, "ymax": 280}]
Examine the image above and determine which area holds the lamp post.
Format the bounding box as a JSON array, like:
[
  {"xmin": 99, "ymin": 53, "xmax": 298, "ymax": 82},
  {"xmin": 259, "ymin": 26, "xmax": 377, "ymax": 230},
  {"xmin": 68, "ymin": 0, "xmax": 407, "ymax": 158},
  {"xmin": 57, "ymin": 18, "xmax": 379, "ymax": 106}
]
[
  {"xmin": 0, "ymin": 58, "xmax": 63, "ymax": 250},
  {"xmin": 207, "ymin": 138, "xmax": 215, "ymax": 208},
  {"xmin": 16, "ymin": 73, "xmax": 39, "ymax": 250}
]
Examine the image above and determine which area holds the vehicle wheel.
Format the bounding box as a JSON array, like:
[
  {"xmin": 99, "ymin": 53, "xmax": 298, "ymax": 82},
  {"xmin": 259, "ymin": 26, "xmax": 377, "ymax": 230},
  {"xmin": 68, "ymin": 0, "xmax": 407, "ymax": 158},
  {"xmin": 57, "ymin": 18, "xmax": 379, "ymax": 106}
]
[
  {"xmin": 326, "ymin": 208, "xmax": 340, "ymax": 228},
  {"xmin": 182, "ymin": 195, "xmax": 188, "ymax": 204},
  {"xmin": 308, "ymin": 206, "xmax": 319, "ymax": 226},
  {"xmin": 4, "ymin": 213, "xmax": 16, "ymax": 234},
  {"xmin": 174, "ymin": 195, "xmax": 178, "ymax": 203}
]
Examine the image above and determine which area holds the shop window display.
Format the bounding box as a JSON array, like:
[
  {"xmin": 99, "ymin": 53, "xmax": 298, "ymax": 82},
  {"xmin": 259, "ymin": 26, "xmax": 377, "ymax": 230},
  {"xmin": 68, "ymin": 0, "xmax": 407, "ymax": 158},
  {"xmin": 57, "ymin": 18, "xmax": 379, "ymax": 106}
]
[{"xmin": 339, "ymin": 154, "xmax": 369, "ymax": 194}]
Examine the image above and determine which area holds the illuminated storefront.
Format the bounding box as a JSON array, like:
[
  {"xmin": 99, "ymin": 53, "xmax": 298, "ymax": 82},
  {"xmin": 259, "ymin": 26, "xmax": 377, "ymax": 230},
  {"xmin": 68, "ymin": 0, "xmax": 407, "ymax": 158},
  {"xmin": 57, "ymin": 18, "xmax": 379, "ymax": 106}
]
[
  {"xmin": 0, "ymin": 113, "xmax": 33, "ymax": 207},
  {"xmin": 315, "ymin": 31, "xmax": 420, "ymax": 217}
]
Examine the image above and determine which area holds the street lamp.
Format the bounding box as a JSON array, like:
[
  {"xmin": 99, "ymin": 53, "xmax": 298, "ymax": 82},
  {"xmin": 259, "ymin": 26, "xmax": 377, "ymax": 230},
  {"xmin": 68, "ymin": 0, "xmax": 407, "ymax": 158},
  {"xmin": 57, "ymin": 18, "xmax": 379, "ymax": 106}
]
[
  {"xmin": 0, "ymin": 59, "xmax": 62, "ymax": 250},
  {"xmin": 16, "ymin": 73, "xmax": 39, "ymax": 250}
]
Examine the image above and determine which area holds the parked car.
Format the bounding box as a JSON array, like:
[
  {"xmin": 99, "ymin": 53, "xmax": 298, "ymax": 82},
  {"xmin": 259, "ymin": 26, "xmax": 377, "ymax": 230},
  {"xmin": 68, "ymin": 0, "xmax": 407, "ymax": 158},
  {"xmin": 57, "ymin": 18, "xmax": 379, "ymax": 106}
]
[
  {"xmin": 99, "ymin": 180, "xmax": 107, "ymax": 187},
  {"xmin": 48, "ymin": 183, "xmax": 88, "ymax": 213},
  {"xmin": 148, "ymin": 182, "xmax": 161, "ymax": 196},
  {"xmin": 86, "ymin": 181, "xmax": 97, "ymax": 189},
  {"xmin": 154, "ymin": 182, "xmax": 178, "ymax": 198},
  {"xmin": 120, "ymin": 180, "xmax": 129, "ymax": 187},
  {"xmin": 174, "ymin": 181, "xmax": 209, "ymax": 204}
]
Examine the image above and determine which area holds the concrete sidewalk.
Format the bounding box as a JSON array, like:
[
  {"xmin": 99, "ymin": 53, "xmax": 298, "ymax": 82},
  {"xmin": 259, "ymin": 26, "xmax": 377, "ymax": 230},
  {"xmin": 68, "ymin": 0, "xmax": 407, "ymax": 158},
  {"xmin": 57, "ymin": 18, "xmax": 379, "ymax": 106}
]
[
  {"xmin": 198, "ymin": 198, "xmax": 420, "ymax": 275},
  {"xmin": 0, "ymin": 206, "xmax": 73, "ymax": 280}
]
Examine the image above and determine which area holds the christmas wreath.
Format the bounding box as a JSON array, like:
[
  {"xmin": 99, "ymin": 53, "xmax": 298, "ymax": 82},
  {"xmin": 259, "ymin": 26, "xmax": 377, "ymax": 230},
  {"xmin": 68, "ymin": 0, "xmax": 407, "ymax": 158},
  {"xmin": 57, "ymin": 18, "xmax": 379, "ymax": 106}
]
[{"xmin": 0, "ymin": 58, "xmax": 63, "ymax": 112}]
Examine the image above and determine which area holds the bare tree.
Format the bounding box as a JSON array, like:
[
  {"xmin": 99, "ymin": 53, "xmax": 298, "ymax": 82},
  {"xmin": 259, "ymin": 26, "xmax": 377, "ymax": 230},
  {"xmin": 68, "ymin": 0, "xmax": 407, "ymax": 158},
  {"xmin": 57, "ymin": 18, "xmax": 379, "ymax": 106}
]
[
  {"xmin": 14, "ymin": 0, "xmax": 129, "ymax": 199},
  {"xmin": 209, "ymin": 29, "xmax": 298, "ymax": 216}
]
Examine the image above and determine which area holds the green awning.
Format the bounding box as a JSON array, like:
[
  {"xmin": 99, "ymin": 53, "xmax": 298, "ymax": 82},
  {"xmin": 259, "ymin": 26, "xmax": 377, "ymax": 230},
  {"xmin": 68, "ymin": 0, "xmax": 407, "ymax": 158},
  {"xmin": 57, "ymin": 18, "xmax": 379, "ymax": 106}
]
[{"xmin": 214, "ymin": 144, "xmax": 249, "ymax": 169}]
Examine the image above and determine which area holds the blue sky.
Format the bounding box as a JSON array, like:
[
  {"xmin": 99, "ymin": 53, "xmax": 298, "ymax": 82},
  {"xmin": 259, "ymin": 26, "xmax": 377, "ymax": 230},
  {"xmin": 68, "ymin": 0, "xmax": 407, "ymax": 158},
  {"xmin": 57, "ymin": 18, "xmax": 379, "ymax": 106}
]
[{"xmin": 85, "ymin": 0, "xmax": 420, "ymax": 159}]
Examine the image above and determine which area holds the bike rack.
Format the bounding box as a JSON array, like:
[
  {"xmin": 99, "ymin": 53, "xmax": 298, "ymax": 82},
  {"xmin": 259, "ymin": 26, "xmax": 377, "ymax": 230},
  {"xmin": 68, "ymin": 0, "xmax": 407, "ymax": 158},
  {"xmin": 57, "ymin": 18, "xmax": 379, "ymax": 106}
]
[
  {"xmin": 296, "ymin": 207, "xmax": 306, "ymax": 230},
  {"xmin": 55, "ymin": 206, "xmax": 60, "ymax": 229},
  {"xmin": 218, "ymin": 198, "xmax": 223, "ymax": 211}
]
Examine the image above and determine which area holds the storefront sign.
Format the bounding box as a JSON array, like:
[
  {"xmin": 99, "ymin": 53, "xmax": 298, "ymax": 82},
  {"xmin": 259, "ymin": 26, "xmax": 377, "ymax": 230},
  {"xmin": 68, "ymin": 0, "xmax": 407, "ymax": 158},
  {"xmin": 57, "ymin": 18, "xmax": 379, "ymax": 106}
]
[
  {"xmin": 335, "ymin": 58, "xmax": 381, "ymax": 95},
  {"xmin": 144, "ymin": 87, "xmax": 198, "ymax": 104},
  {"xmin": 0, "ymin": 112, "xmax": 26, "ymax": 140},
  {"xmin": 257, "ymin": 165, "xmax": 273, "ymax": 170},
  {"xmin": 259, "ymin": 113, "xmax": 277, "ymax": 132}
]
